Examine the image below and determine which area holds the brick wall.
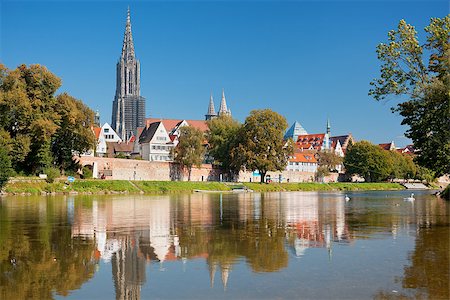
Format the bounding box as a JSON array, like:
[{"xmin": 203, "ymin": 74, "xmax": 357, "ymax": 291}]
[{"xmin": 77, "ymin": 156, "xmax": 338, "ymax": 183}]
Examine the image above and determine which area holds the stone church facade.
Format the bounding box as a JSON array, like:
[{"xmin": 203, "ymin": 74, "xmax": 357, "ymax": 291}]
[{"xmin": 111, "ymin": 8, "xmax": 145, "ymax": 141}]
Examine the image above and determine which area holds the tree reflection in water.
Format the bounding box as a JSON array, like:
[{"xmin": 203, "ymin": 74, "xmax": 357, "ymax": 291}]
[
  {"xmin": 0, "ymin": 197, "xmax": 98, "ymax": 299},
  {"xmin": 374, "ymin": 196, "xmax": 449, "ymax": 300},
  {"xmin": 1, "ymin": 191, "xmax": 448, "ymax": 300}
]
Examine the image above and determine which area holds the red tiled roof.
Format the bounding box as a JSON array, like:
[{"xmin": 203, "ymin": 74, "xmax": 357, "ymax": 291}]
[
  {"xmin": 296, "ymin": 133, "xmax": 325, "ymax": 150},
  {"xmin": 185, "ymin": 120, "xmax": 209, "ymax": 132},
  {"xmin": 93, "ymin": 127, "xmax": 101, "ymax": 139},
  {"xmin": 290, "ymin": 152, "xmax": 318, "ymax": 163},
  {"xmin": 145, "ymin": 118, "xmax": 209, "ymax": 133},
  {"xmin": 379, "ymin": 143, "xmax": 393, "ymax": 150}
]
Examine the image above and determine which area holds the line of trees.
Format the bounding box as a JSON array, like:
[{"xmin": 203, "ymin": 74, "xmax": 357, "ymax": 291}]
[
  {"xmin": 0, "ymin": 64, "xmax": 95, "ymax": 188},
  {"xmin": 344, "ymin": 141, "xmax": 434, "ymax": 182},
  {"xmin": 174, "ymin": 110, "xmax": 293, "ymax": 182}
]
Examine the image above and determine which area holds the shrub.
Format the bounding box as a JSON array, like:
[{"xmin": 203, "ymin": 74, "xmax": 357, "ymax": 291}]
[
  {"xmin": 43, "ymin": 167, "xmax": 60, "ymax": 183},
  {"xmin": 82, "ymin": 166, "xmax": 93, "ymax": 179}
]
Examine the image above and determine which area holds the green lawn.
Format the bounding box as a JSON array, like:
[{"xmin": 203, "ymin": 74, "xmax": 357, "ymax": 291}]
[
  {"xmin": 3, "ymin": 179, "xmax": 404, "ymax": 195},
  {"xmin": 243, "ymin": 182, "xmax": 404, "ymax": 192},
  {"xmin": 132, "ymin": 181, "xmax": 231, "ymax": 193}
]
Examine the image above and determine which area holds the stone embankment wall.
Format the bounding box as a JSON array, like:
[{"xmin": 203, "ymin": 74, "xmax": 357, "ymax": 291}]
[{"xmin": 77, "ymin": 156, "xmax": 338, "ymax": 183}]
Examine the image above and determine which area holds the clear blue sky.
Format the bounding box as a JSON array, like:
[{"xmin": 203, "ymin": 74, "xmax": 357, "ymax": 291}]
[{"xmin": 1, "ymin": 0, "xmax": 447, "ymax": 146}]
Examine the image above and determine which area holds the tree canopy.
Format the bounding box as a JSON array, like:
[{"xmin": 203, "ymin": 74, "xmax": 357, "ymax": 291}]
[
  {"xmin": 316, "ymin": 150, "xmax": 343, "ymax": 179},
  {"xmin": 369, "ymin": 16, "xmax": 450, "ymax": 177},
  {"xmin": 0, "ymin": 64, "xmax": 95, "ymax": 178},
  {"xmin": 344, "ymin": 141, "xmax": 424, "ymax": 182},
  {"xmin": 231, "ymin": 109, "xmax": 293, "ymax": 183},
  {"xmin": 172, "ymin": 126, "xmax": 206, "ymax": 181},
  {"xmin": 206, "ymin": 115, "xmax": 242, "ymax": 178}
]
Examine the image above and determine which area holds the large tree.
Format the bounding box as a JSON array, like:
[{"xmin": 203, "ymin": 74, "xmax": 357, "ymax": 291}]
[
  {"xmin": 52, "ymin": 93, "xmax": 95, "ymax": 172},
  {"xmin": 369, "ymin": 16, "xmax": 450, "ymax": 177},
  {"xmin": 232, "ymin": 109, "xmax": 293, "ymax": 183},
  {"xmin": 0, "ymin": 64, "xmax": 95, "ymax": 174},
  {"xmin": 206, "ymin": 115, "xmax": 242, "ymax": 178},
  {"xmin": 344, "ymin": 141, "xmax": 392, "ymax": 182},
  {"xmin": 172, "ymin": 126, "xmax": 206, "ymax": 181}
]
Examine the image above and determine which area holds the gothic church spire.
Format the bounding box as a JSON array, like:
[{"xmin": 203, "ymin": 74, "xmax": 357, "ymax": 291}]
[
  {"xmin": 121, "ymin": 7, "xmax": 135, "ymax": 62},
  {"xmin": 218, "ymin": 89, "xmax": 231, "ymax": 117},
  {"xmin": 205, "ymin": 93, "xmax": 217, "ymax": 120}
]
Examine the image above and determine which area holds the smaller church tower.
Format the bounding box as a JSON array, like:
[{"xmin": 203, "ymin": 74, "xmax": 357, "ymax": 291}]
[
  {"xmin": 94, "ymin": 110, "xmax": 101, "ymax": 127},
  {"xmin": 324, "ymin": 118, "xmax": 331, "ymax": 150},
  {"xmin": 218, "ymin": 89, "xmax": 231, "ymax": 117},
  {"xmin": 205, "ymin": 93, "xmax": 217, "ymax": 120}
]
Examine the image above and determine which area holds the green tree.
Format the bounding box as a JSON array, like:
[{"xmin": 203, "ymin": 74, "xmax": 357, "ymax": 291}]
[
  {"xmin": 207, "ymin": 115, "xmax": 242, "ymax": 178},
  {"xmin": 344, "ymin": 141, "xmax": 392, "ymax": 182},
  {"xmin": 386, "ymin": 150, "xmax": 416, "ymax": 180},
  {"xmin": 52, "ymin": 93, "xmax": 95, "ymax": 172},
  {"xmin": 232, "ymin": 109, "xmax": 293, "ymax": 183},
  {"xmin": 0, "ymin": 64, "xmax": 96, "ymax": 175},
  {"xmin": 0, "ymin": 138, "xmax": 13, "ymax": 189},
  {"xmin": 173, "ymin": 126, "xmax": 206, "ymax": 181},
  {"xmin": 370, "ymin": 16, "xmax": 450, "ymax": 177},
  {"xmin": 316, "ymin": 150, "xmax": 342, "ymax": 178}
]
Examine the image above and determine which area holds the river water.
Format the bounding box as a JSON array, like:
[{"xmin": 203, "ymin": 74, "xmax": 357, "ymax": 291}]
[{"xmin": 0, "ymin": 190, "xmax": 448, "ymax": 299}]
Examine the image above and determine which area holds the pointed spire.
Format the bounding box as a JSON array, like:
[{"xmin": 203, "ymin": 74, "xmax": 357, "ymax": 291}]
[
  {"xmin": 209, "ymin": 263, "xmax": 217, "ymax": 288},
  {"xmin": 221, "ymin": 264, "xmax": 230, "ymax": 291},
  {"xmin": 205, "ymin": 93, "xmax": 217, "ymax": 121},
  {"xmin": 121, "ymin": 7, "xmax": 135, "ymax": 61},
  {"xmin": 326, "ymin": 118, "xmax": 331, "ymax": 138},
  {"xmin": 218, "ymin": 89, "xmax": 231, "ymax": 117},
  {"xmin": 208, "ymin": 93, "xmax": 216, "ymax": 115}
]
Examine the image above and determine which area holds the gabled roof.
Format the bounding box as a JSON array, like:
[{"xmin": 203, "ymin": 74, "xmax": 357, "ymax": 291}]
[
  {"xmin": 139, "ymin": 122, "xmax": 161, "ymax": 144},
  {"xmin": 331, "ymin": 135, "xmax": 353, "ymax": 148},
  {"xmin": 145, "ymin": 118, "xmax": 209, "ymax": 133},
  {"xmin": 379, "ymin": 141, "xmax": 395, "ymax": 151},
  {"xmin": 93, "ymin": 127, "xmax": 101, "ymax": 139},
  {"xmin": 106, "ymin": 142, "xmax": 134, "ymax": 156}
]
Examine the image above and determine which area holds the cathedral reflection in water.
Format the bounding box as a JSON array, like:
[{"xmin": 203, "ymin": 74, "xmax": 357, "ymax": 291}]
[{"xmin": 69, "ymin": 192, "xmax": 354, "ymax": 298}]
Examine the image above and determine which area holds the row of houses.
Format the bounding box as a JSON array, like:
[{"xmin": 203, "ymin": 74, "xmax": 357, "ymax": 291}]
[{"xmin": 87, "ymin": 117, "xmax": 359, "ymax": 176}]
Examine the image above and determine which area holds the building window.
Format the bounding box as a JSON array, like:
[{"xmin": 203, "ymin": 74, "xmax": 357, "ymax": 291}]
[{"xmin": 104, "ymin": 128, "xmax": 109, "ymax": 133}]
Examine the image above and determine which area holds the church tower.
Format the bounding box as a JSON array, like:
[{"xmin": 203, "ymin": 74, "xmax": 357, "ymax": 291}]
[
  {"xmin": 205, "ymin": 93, "xmax": 217, "ymax": 121},
  {"xmin": 111, "ymin": 8, "xmax": 146, "ymax": 141},
  {"xmin": 217, "ymin": 89, "xmax": 231, "ymax": 117}
]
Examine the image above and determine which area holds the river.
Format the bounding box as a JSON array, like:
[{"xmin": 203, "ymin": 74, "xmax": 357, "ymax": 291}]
[{"xmin": 0, "ymin": 190, "xmax": 448, "ymax": 299}]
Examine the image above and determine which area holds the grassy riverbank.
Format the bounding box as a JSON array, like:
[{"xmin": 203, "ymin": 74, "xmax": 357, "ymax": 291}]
[
  {"xmin": 243, "ymin": 182, "xmax": 404, "ymax": 192},
  {"xmin": 2, "ymin": 179, "xmax": 405, "ymax": 196}
]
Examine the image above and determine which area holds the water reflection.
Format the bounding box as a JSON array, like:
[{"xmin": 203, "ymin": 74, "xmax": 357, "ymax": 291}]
[{"xmin": 0, "ymin": 191, "xmax": 448, "ymax": 299}]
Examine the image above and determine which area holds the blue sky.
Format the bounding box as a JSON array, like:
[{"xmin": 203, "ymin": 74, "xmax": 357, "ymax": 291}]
[{"xmin": 1, "ymin": 0, "xmax": 447, "ymax": 146}]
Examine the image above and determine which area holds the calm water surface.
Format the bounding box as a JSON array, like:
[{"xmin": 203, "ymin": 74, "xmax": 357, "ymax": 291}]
[{"xmin": 0, "ymin": 190, "xmax": 448, "ymax": 299}]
